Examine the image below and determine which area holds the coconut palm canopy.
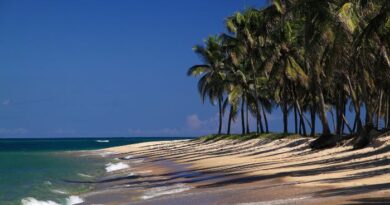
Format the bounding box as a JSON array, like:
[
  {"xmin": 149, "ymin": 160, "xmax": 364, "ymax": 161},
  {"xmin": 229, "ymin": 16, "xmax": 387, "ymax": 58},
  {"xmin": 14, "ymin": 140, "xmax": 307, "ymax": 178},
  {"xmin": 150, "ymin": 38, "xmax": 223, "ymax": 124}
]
[{"xmin": 188, "ymin": 0, "xmax": 390, "ymax": 149}]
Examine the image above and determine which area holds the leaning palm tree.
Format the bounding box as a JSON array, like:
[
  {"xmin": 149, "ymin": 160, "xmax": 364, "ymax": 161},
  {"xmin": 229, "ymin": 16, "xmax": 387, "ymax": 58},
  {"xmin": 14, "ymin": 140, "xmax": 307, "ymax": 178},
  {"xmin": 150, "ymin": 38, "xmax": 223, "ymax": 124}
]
[{"xmin": 188, "ymin": 36, "xmax": 226, "ymax": 134}]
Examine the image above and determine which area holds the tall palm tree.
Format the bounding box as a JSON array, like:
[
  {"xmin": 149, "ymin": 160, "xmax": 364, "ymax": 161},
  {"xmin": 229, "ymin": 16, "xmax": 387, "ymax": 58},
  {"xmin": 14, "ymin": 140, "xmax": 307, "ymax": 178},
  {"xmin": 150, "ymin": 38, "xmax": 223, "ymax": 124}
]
[{"xmin": 188, "ymin": 36, "xmax": 226, "ymax": 134}]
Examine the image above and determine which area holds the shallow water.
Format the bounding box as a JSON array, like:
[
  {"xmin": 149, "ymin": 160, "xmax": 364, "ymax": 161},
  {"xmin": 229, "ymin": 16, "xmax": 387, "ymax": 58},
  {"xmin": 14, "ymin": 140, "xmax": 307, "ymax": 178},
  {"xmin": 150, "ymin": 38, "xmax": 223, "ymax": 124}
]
[{"xmin": 0, "ymin": 137, "xmax": 190, "ymax": 205}]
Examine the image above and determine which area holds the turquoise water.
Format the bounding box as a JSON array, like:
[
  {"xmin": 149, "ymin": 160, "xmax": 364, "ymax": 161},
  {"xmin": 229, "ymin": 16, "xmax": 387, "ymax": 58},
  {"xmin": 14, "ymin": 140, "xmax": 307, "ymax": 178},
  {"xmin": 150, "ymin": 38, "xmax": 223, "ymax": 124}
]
[{"xmin": 0, "ymin": 137, "xmax": 190, "ymax": 205}]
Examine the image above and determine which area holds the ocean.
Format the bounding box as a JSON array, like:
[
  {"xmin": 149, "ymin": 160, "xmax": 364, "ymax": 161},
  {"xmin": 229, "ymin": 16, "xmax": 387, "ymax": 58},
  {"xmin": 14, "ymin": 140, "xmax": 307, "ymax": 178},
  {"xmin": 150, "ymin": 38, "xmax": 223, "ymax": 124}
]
[{"xmin": 0, "ymin": 137, "xmax": 190, "ymax": 205}]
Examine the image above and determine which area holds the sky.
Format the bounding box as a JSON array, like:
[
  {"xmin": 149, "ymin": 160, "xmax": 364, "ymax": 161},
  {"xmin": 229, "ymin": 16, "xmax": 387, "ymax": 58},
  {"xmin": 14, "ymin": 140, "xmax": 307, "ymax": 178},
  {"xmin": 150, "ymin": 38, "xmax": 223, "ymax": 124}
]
[{"xmin": 0, "ymin": 0, "xmax": 279, "ymax": 138}]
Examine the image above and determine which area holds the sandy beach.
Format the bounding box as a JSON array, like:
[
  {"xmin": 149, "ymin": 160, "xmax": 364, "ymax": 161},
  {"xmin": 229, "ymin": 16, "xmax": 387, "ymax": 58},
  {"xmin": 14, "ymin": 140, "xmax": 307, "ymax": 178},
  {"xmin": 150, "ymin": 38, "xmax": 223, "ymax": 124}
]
[{"xmin": 79, "ymin": 135, "xmax": 390, "ymax": 205}]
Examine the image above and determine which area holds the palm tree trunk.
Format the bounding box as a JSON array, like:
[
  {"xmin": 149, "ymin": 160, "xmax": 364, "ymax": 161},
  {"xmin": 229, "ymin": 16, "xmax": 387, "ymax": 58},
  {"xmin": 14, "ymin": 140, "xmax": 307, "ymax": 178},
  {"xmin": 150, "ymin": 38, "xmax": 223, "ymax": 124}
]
[
  {"xmin": 336, "ymin": 94, "xmax": 343, "ymax": 136},
  {"xmin": 295, "ymin": 99, "xmax": 306, "ymax": 136},
  {"xmin": 300, "ymin": 116, "xmax": 307, "ymax": 136},
  {"xmin": 258, "ymin": 103, "xmax": 264, "ymax": 133},
  {"xmin": 347, "ymin": 76, "xmax": 363, "ymax": 133},
  {"xmin": 385, "ymin": 96, "xmax": 390, "ymax": 129},
  {"xmin": 250, "ymin": 59, "xmax": 261, "ymax": 134},
  {"xmin": 310, "ymin": 105, "xmax": 316, "ymax": 137},
  {"xmin": 256, "ymin": 110, "xmax": 260, "ymax": 134},
  {"xmin": 365, "ymin": 102, "xmax": 374, "ymax": 126},
  {"xmin": 341, "ymin": 99, "xmax": 346, "ymax": 135},
  {"xmin": 283, "ymin": 102, "xmax": 288, "ymax": 134},
  {"xmin": 218, "ymin": 97, "xmax": 223, "ymax": 135},
  {"xmin": 354, "ymin": 102, "xmax": 375, "ymax": 149},
  {"xmin": 294, "ymin": 105, "xmax": 298, "ymax": 134},
  {"xmin": 377, "ymin": 90, "xmax": 383, "ymax": 129},
  {"xmin": 241, "ymin": 97, "xmax": 246, "ymax": 135},
  {"xmin": 318, "ymin": 88, "xmax": 331, "ymax": 136},
  {"xmin": 227, "ymin": 105, "xmax": 233, "ymax": 135},
  {"xmin": 342, "ymin": 113, "xmax": 353, "ymax": 134},
  {"xmin": 330, "ymin": 109, "xmax": 336, "ymax": 133},
  {"xmin": 262, "ymin": 104, "xmax": 269, "ymax": 133},
  {"xmin": 246, "ymin": 102, "xmax": 250, "ymax": 134}
]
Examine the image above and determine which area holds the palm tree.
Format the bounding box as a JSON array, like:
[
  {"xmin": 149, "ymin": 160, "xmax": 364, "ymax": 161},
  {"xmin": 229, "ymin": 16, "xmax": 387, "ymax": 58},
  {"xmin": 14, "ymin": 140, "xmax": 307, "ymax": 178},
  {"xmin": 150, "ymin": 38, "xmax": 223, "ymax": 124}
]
[
  {"xmin": 188, "ymin": 0, "xmax": 390, "ymax": 149},
  {"xmin": 188, "ymin": 36, "xmax": 226, "ymax": 135}
]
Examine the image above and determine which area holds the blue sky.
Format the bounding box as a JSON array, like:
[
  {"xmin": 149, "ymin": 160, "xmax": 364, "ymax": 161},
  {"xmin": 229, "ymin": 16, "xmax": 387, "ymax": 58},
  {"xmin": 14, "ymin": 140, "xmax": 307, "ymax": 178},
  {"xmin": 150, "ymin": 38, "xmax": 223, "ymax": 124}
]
[{"xmin": 0, "ymin": 0, "xmax": 277, "ymax": 138}]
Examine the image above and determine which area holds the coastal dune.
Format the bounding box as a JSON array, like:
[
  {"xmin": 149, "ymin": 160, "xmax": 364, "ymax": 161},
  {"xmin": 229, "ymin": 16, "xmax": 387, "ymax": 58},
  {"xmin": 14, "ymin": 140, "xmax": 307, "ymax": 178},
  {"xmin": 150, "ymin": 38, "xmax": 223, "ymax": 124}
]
[{"xmin": 88, "ymin": 135, "xmax": 390, "ymax": 204}]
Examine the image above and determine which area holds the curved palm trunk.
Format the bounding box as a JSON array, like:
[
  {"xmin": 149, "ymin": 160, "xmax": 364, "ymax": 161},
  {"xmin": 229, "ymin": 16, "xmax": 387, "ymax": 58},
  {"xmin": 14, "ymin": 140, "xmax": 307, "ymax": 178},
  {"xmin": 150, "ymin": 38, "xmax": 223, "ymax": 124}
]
[
  {"xmin": 218, "ymin": 97, "xmax": 223, "ymax": 135},
  {"xmin": 295, "ymin": 100, "xmax": 306, "ymax": 136},
  {"xmin": 317, "ymin": 86, "xmax": 331, "ymax": 136},
  {"xmin": 262, "ymin": 104, "xmax": 269, "ymax": 133}
]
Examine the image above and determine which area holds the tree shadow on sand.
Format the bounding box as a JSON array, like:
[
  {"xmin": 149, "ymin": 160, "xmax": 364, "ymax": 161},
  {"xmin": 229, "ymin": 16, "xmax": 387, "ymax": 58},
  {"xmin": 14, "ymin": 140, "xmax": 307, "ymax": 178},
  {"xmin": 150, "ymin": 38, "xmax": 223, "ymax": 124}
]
[{"xmin": 343, "ymin": 197, "xmax": 390, "ymax": 205}]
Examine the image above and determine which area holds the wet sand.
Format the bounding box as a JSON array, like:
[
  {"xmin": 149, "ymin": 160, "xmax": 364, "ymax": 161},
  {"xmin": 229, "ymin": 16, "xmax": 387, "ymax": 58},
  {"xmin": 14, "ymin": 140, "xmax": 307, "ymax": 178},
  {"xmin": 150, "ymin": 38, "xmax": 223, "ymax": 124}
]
[{"xmin": 79, "ymin": 135, "xmax": 390, "ymax": 205}]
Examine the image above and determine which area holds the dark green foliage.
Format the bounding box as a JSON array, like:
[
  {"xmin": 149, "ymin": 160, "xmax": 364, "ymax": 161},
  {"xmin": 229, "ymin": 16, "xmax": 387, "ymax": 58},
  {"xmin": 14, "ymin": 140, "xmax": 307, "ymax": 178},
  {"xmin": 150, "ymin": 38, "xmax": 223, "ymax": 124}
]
[{"xmin": 189, "ymin": 0, "xmax": 390, "ymax": 149}]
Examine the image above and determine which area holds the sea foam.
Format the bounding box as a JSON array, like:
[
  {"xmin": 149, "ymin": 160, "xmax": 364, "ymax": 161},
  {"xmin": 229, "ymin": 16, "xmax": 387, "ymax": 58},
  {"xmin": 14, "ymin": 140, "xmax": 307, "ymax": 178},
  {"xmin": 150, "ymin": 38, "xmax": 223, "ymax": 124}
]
[
  {"xmin": 50, "ymin": 189, "xmax": 68, "ymax": 195},
  {"xmin": 21, "ymin": 196, "xmax": 84, "ymax": 205},
  {"xmin": 141, "ymin": 184, "xmax": 191, "ymax": 200},
  {"xmin": 96, "ymin": 140, "xmax": 109, "ymax": 143},
  {"xmin": 65, "ymin": 196, "xmax": 84, "ymax": 205},
  {"xmin": 77, "ymin": 173, "xmax": 93, "ymax": 178},
  {"xmin": 105, "ymin": 162, "xmax": 129, "ymax": 172},
  {"xmin": 21, "ymin": 198, "xmax": 59, "ymax": 205},
  {"xmin": 123, "ymin": 155, "xmax": 133, "ymax": 159}
]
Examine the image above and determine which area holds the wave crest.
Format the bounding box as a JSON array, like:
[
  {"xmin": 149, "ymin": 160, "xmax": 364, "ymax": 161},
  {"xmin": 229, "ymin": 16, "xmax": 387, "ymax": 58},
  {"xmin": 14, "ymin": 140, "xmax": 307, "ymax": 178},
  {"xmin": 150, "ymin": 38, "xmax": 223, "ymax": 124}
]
[
  {"xmin": 21, "ymin": 196, "xmax": 84, "ymax": 205},
  {"xmin": 105, "ymin": 162, "xmax": 129, "ymax": 172}
]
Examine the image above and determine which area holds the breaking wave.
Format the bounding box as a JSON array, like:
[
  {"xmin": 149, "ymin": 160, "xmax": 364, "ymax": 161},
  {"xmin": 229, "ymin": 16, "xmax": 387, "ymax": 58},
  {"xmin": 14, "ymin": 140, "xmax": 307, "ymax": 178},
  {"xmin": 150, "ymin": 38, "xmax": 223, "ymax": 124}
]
[{"xmin": 105, "ymin": 162, "xmax": 129, "ymax": 172}]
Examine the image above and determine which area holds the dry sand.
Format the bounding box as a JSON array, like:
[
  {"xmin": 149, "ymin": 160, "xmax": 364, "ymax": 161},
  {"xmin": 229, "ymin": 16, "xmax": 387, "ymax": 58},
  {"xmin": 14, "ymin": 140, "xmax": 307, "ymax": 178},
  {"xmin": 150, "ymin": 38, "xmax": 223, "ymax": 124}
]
[{"xmin": 82, "ymin": 135, "xmax": 390, "ymax": 205}]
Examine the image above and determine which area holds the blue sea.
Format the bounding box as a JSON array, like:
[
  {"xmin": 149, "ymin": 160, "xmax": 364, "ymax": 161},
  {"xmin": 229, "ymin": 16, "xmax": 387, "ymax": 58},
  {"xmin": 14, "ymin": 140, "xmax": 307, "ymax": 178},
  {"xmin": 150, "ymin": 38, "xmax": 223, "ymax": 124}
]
[{"xmin": 0, "ymin": 137, "xmax": 190, "ymax": 205}]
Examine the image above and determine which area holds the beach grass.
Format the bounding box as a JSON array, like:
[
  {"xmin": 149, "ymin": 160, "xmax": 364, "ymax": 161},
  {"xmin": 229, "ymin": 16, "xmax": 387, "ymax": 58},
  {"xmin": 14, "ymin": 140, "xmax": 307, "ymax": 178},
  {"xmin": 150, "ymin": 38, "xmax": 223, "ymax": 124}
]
[{"xmin": 198, "ymin": 132, "xmax": 306, "ymax": 142}]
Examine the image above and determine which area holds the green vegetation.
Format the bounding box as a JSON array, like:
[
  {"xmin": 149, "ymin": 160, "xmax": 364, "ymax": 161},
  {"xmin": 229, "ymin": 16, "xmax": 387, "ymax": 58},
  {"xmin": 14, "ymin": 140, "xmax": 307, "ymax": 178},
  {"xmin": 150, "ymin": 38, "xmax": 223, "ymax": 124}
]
[
  {"xmin": 188, "ymin": 0, "xmax": 390, "ymax": 149},
  {"xmin": 199, "ymin": 133, "xmax": 302, "ymax": 142}
]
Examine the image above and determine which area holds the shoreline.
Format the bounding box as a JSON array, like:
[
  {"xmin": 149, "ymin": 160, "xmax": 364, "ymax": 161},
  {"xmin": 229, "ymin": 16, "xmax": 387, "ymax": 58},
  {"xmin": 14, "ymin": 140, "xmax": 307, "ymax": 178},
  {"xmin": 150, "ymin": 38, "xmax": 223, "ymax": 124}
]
[{"xmin": 80, "ymin": 135, "xmax": 390, "ymax": 204}]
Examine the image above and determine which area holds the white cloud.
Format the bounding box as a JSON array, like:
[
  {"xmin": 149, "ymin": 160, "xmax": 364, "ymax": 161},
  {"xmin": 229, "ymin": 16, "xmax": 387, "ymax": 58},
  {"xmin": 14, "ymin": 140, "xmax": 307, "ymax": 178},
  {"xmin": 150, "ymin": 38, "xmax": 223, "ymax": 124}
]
[{"xmin": 186, "ymin": 114, "xmax": 203, "ymax": 130}]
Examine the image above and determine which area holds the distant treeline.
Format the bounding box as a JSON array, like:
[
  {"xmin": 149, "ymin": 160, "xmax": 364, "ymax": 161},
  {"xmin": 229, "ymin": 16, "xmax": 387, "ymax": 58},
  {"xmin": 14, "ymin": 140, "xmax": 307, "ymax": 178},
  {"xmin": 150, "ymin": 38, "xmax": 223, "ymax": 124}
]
[{"xmin": 188, "ymin": 0, "xmax": 390, "ymax": 149}]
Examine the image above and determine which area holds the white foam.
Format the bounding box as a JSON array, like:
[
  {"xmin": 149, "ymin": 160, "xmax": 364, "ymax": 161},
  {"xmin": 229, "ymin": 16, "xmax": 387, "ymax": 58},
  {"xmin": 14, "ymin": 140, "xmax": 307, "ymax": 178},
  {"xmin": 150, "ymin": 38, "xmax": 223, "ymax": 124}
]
[
  {"xmin": 123, "ymin": 155, "xmax": 133, "ymax": 159},
  {"xmin": 66, "ymin": 196, "xmax": 84, "ymax": 205},
  {"xmin": 21, "ymin": 196, "xmax": 84, "ymax": 205},
  {"xmin": 21, "ymin": 197, "xmax": 59, "ymax": 205},
  {"xmin": 100, "ymin": 151, "xmax": 116, "ymax": 157},
  {"xmin": 77, "ymin": 173, "xmax": 93, "ymax": 178},
  {"xmin": 236, "ymin": 196, "xmax": 311, "ymax": 205},
  {"xmin": 105, "ymin": 162, "xmax": 129, "ymax": 172},
  {"xmin": 51, "ymin": 189, "xmax": 68, "ymax": 195},
  {"xmin": 141, "ymin": 184, "xmax": 191, "ymax": 200},
  {"xmin": 96, "ymin": 140, "xmax": 109, "ymax": 143}
]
